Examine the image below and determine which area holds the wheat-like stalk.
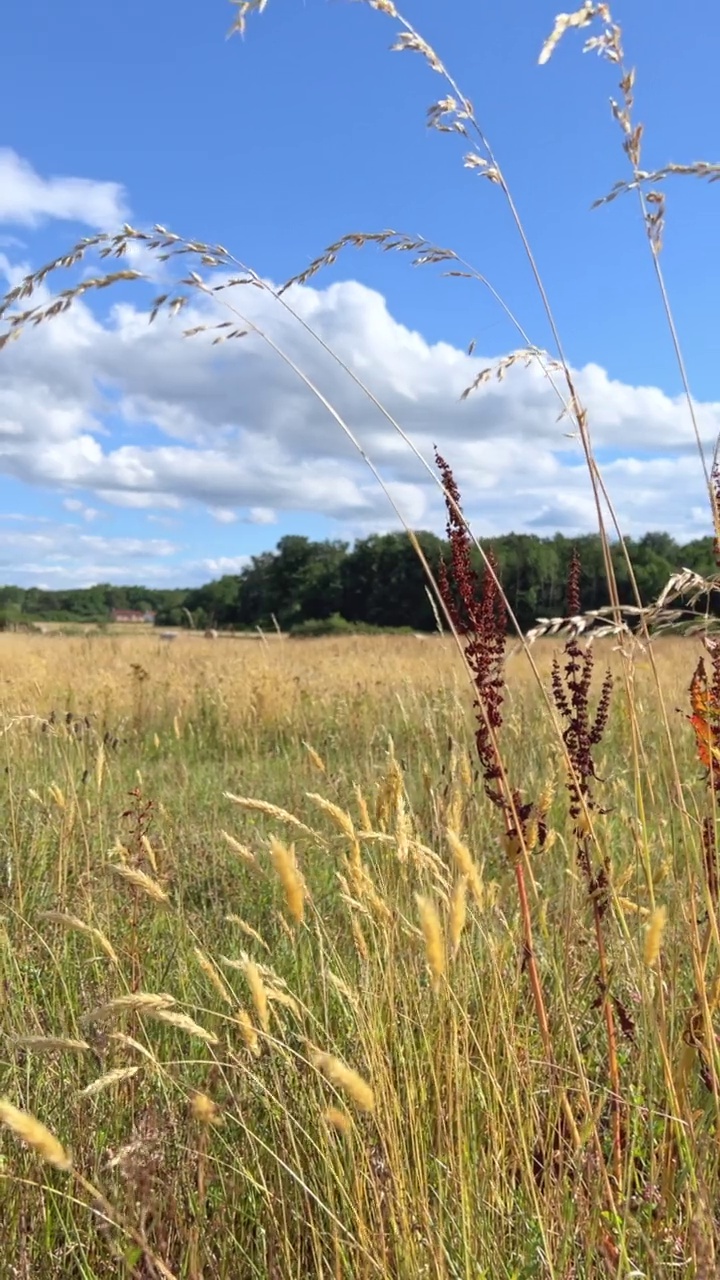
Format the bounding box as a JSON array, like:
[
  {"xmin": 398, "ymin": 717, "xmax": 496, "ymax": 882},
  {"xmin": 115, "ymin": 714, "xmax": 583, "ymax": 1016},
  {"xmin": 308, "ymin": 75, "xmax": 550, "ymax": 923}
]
[
  {"xmin": 303, "ymin": 742, "xmax": 326, "ymax": 773},
  {"xmin": 309, "ymin": 1049, "xmax": 375, "ymax": 1113},
  {"xmin": 108, "ymin": 1032, "xmax": 160, "ymax": 1066},
  {"xmin": 0, "ymin": 1099, "xmax": 71, "ymax": 1170},
  {"xmin": 41, "ymin": 911, "xmax": 119, "ymax": 965},
  {"xmin": 146, "ymin": 1009, "xmax": 220, "ymax": 1045},
  {"xmin": 13, "ymin": 1036, "xmax": 90, "ymax": 1055},
  {"xmin": 242, "ymin": 959, "xmax": 270, "ymax": 1033},
  {"xmin": 305, "ymin": 792, "xmax": 356, "ymax": 840},
  {"xmin": 234, "ymin": 1008, "xmax": 261, "ymax": 1057},
  {"xmin": 109, "ymin": 862, "xmax": 169, "ymax": 903},
  {"xmin": 416, "ymin": 894, "xmax": 446, "ymax": 990},
  {"xmin": 323, "ymin": 1106, "xmax": 354, "ymax": 1135},
  {"xmin": 190, "ymin": 1092, "xmax": 222, "ymax": 1125},
  {"xmin": 269, "ymin": 836, "xmax": 306, "ymax": 924},
  {"xmin": 81, "ymin": 993, "xmax": 176, "ymax": 1026},
  {"xmin": 224, "ymin": 793, "xmax": 318, "ymax": 838},
  {"xmin": 194, "ymin": 947, "xmax": 234, "ymax": 1006},
  {"xmin": 225, "ymin": 916, "xmax": 269, "ymax": 951},
  {"xmin": 81, "ymin": 1066, "xmax": 140, "ymax": 1098},
  {"xmin": 445, "ymin": 829, "xmax": 484, "ymax": 907},
  {"xmin": 644, "ymin": 906, "xmax": 668, "ymax": 967},
  {"xmin": 220, "ymin": 830, "xmax": 260, "ymax": 868},
  {"xmin": 449, "ymin": 875, "xmax": 468, "ymax": 960}
]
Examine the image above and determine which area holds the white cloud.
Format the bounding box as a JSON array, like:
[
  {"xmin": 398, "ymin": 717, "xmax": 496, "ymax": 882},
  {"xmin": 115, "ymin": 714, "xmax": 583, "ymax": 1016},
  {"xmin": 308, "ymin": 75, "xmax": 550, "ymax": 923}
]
[
  {"xmin": 63, "ymin": 498, "xmax": 100, "ymax": 522},
  {"xmin": 195, "ymin": 555, "xmax": 250, "ymax": 577},
  {"xmin": 0, "ymin": 241, "xmax": 717, "ymax": 573},
  {"xmin": 209, "ymin": 507, "xmax": 239, "ymax": 524},
  {"xmin": 0, "ymin": 150, "xmax": 129, "ymax": 229},
  {"xmin": 0, "ymin": 523, "xmax": 184, "ymax": 588}
]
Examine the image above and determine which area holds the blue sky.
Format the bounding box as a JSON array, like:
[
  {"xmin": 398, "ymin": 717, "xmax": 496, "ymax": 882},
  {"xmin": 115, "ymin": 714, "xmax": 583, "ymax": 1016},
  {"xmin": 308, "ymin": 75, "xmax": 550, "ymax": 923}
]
[{"xmin": 1, "ymin": 0, "xmax": 719, "ymax": 587}]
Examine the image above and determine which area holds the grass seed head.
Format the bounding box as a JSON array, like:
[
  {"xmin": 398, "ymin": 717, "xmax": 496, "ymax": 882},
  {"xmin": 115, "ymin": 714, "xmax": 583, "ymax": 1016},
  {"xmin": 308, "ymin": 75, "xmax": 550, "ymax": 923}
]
[
  {"xmin": 147, "ymin": 1009, "xmax": 220, "ymax": 1044},
  {"xmin": 269, "ymin": 836, "xmax": 306, "ymax": 924},
  {"xmin": 81, "ymin": 1066, "xmax": 140, "ymax": 1098},
  {"xmin": 310, "ymin": 1049, "xmax": 375, "ymax": 1113},
  {"xmin": 416, "ymin": 894, "xmax": 446, "ymax": 989},
  {"xmin": 190, "ymin": 1092, "xmax": 222, "ymax": 1125},
  {"xmin": 243, "ymin": 958, "xmax": 270, "ymax": 1032},
  {"xmin": 109, "ymin": 862, "xmax": 168, "ymax": 903},
  {"xmin": 82, "ymin": 992, "xmax": 176, "ymax": 1026},
  {"xmin": 644, "ymin": 905, "xmax": 667, "ymax": 967},
  {"xmin": 0, "ymin": 1099, "xmax": 71, "ymax": 1171},
  {"xmin": 449, "ymin": 875, "xmax": 468, "ymax": 959},
  {"xmin": 235, "ymin": 1008, "xmax": 261, "ymax": 1057},
  {"xmin": 323, "ymin": 1106, "xmax": 353, "ymax": 1134},
  {"xmin": 14, "ymin": 1036, "xmax": 90, "ymax": 1055}
]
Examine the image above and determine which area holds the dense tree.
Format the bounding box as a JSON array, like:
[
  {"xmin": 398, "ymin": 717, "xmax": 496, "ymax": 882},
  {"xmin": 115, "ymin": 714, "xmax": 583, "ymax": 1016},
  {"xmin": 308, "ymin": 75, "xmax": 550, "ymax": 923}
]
[{"xmin": 2, "ymin": 529, "xmax": 717, "ymax": 633}]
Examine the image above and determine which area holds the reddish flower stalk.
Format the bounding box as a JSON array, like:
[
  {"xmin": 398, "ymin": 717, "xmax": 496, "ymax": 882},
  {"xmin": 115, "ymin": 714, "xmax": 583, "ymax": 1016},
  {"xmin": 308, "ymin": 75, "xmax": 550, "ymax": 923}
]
[
  {"xmin": 435, "ymin": 449, "xmax": 551, "ymax": 1043},
  {"xmin": 551, "ymin": 552, "xmax": 622, "ymax": 1184},
  {"xmin": 688, "ymin": 646, "xmax": 720, "ymax": 914}
]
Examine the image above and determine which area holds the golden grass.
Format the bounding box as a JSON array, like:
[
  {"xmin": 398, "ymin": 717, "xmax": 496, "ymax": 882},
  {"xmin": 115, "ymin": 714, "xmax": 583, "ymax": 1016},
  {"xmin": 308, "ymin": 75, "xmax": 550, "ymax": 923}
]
[
  {"xmin": 0, "ymin": 1100, "xmax": 71, "ymax": 1171},
  {"xmin": 0, "ymin": 630, "xmax": 717, "ymax": 1276}
]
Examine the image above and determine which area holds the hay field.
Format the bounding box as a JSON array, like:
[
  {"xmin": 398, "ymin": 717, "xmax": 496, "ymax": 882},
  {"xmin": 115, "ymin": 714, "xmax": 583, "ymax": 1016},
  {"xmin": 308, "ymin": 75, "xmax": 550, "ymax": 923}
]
[{"xmin": 0, "ymin": 631, "xmax": 716, "ymax": 1277}]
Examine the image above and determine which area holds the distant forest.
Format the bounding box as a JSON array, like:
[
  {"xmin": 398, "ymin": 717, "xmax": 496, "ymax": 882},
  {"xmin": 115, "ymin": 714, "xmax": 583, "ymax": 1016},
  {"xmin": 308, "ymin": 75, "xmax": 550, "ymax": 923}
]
[{"xmin": 0, "ymin": 529, "xmax": 717, "ymax": 635}]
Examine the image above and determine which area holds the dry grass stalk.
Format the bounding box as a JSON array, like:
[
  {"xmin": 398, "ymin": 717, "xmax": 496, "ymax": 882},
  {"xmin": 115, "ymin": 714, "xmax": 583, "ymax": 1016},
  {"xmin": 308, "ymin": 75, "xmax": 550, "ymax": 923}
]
[
  {"xmin": 13, "ymin": 1036, "xmax": 90, "ymax": 1055},
  {"xmin": 310, "ymin": 1049, "xmax": 375, "ymax": 1113},
  {"xmin": 449, "ymin": 875, "xmax": 468, "ymax": 960},
  {"xmin": 305, "ymin": 792, "xmax": 356, "ymax": 841},
  {"xmin": 235, "ymin": 1009, "xmax": 261, "ymax": 1057},
  {"xmin": 225, "ymin": 916, "xmax": 269, "ymax": 950},
  {"xmin": 265, "ymin": 986, "xmax": 300, "ymax": 1017},
  {"xmin": 269, "ymin": 836, "xmax": 306, "ymax": 924},
  {"xmin": 194, "ymin": 947, "xmax": 235, "ymax": 1005},
  {"xmin": 323, "ymin": 1106, "xmax": 353, "ymax": 1134},
  {"xmin": 644, "ymin": 906, "xmax": 667, "ymax": 967},
  {"xmin": 0, "ymin": 1099, "xmax": 71, "ymax": 1170},
  {"xmin": 303, "ymin": 742, "xmax": 326, "ymax": 773},
  {"xmin": 109, "ymin": 862, "xmax": 168, "ymax": 904},
  {"xmin": 445, "ymin": 829, "xmax": 484, "ymax": 907},
  {"xmin": 81, "ymin": 1066, "xmax": 140, "ymax": 1098},
  {"xmin": 220, "ymin": 830, "xmax": 259, "ymax": 867},
  {"xmin": 190, "ymin": 1092, "xmax": 222, "ymax": 1125},
  {"xmin": 41, "ymin": 911, "xmax": 119, "ymax": 965},
  {"xmin": 416, "ymin": 894, "xmax": 446, "ymax": 990},
  {"xmin": 146, "ymin": 1009, "xmax": 219, "ymax": 1045},
  {"xmin": 109, "ymin": 1033, "xmax": 160, "ymax": 1065},
  {"xmin": 82, "ymin": 993, "xmax": 176, "ymax": 1026},
  {"xmin": 140, "ymin": 833, "xmax": 159, "ymax": 874},
  {"xmin": 223, "ymin": 793, "xmax": 317, "ymax": 838},
  {"xmin": 538, "ymin": 2, "xmax": 605, "ymax": 66},
  {"xmin": 350, "ymin": 914, "xmax": 370, "ymax": 962},
  {"xmin": 327, "ymin": 970, "xmax": 358, "ymax": 1008},
  {"xmin": 242, "ymin": 959, "xmax": 270, "ymax": 1033}
]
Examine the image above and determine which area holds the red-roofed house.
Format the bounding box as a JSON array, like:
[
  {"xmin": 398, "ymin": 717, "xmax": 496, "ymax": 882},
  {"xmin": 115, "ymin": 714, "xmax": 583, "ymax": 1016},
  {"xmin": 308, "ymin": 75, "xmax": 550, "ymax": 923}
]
[{"xmin": 111, "ymin": 609, "xmax": 156, "ymax": 624}]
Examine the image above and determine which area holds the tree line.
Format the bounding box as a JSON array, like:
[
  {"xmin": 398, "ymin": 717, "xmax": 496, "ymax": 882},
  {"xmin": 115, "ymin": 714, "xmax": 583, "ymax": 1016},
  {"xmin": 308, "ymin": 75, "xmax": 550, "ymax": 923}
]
[{"xmin": 1, "ymin": 529, "xmax": 714, "ymax": 634}]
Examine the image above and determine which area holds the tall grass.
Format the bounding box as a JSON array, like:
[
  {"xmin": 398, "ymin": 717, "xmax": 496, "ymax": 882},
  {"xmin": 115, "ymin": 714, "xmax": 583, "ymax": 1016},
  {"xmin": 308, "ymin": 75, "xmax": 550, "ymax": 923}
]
[
  {"xmin": 0, "ymin": 631, "xmax": 714, "ymax": 1276},
  {"xmin": 2, "ymin": 0, "xmax": 720, "ymax": 1274}
]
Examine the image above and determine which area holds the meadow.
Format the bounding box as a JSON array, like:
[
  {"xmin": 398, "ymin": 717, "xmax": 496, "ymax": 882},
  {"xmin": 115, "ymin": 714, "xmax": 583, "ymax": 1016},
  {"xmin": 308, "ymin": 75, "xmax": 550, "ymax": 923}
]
[
  {"xmin": 0, "ymin": 627, "xmax": 718, "ymax": 1278},
  {"xmin": 1, "ymin": 1, "xmax": 719, "ymax": 1274}
]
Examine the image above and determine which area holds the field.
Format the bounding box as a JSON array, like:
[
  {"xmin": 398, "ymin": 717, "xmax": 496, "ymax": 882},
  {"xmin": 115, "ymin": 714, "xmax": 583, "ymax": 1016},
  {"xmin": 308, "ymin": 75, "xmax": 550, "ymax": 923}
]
[{"xmin": 0, "ymin": 629, "xmax": 718, "ymax": 1278}]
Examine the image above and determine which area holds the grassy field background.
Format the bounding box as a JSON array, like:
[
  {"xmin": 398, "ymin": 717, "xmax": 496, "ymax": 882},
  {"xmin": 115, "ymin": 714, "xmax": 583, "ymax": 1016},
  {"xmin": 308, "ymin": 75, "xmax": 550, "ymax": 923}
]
[{"xmin": 0, "ymin": 630, "xmax": 717, "ymax": 1278}]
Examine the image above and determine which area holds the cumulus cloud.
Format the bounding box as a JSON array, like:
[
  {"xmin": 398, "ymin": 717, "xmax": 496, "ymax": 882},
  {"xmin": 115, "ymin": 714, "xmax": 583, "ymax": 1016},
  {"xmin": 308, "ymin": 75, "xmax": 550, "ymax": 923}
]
[
  {"xmin": 209, "ymin": 507, "xmax": 239, "ymax": 524},
  {"xmin": 0, "ymin": 231, "xmax": 717, "ymax": 590},
  {"xmin": 195, "ymin": 555, "xmax": 251, "ymax": 577},
  {"xmin": 0, "ymin": 149, "xmax": 129, "ymax": 229},
  {"xmin": 63, "ymin": 498, "xmax": 100, "ymax": 522}
]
